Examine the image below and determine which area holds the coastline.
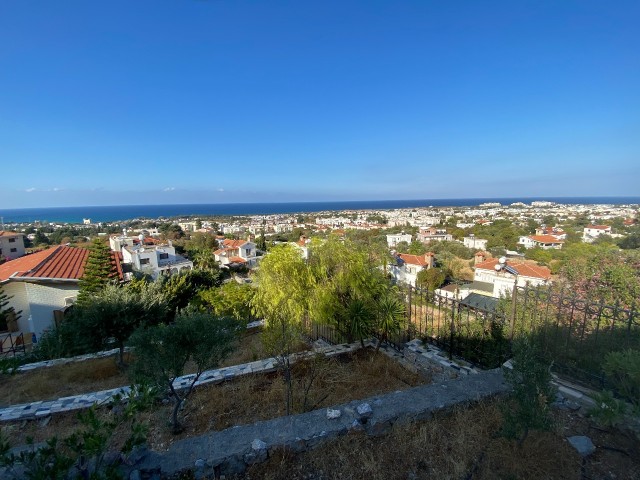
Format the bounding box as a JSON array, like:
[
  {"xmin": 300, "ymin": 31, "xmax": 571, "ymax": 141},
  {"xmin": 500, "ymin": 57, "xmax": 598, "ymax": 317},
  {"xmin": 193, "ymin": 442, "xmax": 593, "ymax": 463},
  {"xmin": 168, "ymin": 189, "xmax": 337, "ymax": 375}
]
[{"xmin": 1, "ymin": 196, "xmax": 639, "ymax": 224}]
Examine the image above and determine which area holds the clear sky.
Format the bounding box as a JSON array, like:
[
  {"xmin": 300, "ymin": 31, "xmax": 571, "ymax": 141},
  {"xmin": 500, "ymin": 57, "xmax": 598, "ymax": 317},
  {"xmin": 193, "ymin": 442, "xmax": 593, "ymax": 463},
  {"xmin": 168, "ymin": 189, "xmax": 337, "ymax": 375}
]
[{"xmin": 1, "ymin": 0, "xmax": 639, "ymax": 208}]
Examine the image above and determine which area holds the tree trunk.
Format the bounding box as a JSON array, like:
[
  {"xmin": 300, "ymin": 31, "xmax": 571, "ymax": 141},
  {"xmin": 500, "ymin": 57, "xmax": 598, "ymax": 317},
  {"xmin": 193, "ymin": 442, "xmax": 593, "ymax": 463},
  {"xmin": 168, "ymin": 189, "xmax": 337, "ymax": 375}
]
[{"xmin": 172, "ymin": 397, "xmax": 184, "ymax": 434}]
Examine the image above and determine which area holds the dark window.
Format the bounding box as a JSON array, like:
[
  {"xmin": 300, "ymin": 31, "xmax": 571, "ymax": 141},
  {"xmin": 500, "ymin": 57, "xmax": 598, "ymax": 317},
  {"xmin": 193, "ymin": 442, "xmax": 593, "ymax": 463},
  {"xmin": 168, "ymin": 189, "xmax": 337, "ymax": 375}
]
[
  {"xmin": 140, "ymin": 258, "xmax": 150, "ymax": 265},
  {"xmin": 8, "ymin": 238, "xmax": 16, "ymax": 243},
  {"xmin": 10, "ymin": 248, "xmax": 17, "ymax": 253},
  {"xmin": 159, "ymin": 253, "xmax": 169, "ymax": 260}
]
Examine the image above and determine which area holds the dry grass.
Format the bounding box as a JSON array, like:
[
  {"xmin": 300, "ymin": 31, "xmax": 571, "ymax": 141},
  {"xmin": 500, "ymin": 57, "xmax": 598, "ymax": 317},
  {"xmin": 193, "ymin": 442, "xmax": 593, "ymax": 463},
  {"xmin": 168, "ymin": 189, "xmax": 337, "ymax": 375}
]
[
  {"xmin": 0, "ymin": 333, "xmax": 282, "ymax": 407},
  {"xmin": 234, "ymin": 401, "xmax": 640, "ymax": 480},
  {"xmin": 0, "ymin": 354, "xmax": 133, "ymax": 407},
  {"xmin": 2, "ymin": 349, "xmax": 427, "ymax": 451}
]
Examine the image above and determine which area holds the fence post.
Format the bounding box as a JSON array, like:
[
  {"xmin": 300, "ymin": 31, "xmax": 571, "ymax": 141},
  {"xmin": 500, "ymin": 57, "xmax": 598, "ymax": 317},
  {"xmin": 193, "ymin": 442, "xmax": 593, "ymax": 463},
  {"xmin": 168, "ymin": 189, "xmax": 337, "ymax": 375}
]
[
  {"xmin": 449, "ymin": 294, "xmax": 456, "ymax": 361},
  {"xmin": 509, "ymin": 279, "xmax": 519, "ymax": 340}
]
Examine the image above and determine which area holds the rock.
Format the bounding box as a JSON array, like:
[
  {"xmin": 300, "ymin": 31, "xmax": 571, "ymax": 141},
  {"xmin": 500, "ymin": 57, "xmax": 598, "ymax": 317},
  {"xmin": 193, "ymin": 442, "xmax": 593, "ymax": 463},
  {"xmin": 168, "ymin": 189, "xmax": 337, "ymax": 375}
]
[
  {"xmin": 326, "ymin": 408, "xmax": 341, "ymax": 419},
  {"xmin": 244, "ymin": 439, "xmax": 269, "ymax": 465},
  {"xmin": 356, "ymin": 403, "xmax": 373, "ymax": 419},
  {"xmin": 348, "ymin": 419, "xmax": 365, "ymax": 433},
  {"xmin": 194, "ymin": 459, "xmax": 205, "ymax": 469},
  {"xmin": 251, "ymin": 439, "xmax": 268, "ymax": 451},
  {"xmin": 567, "ymin": 436, "xmax": 596, "ymax": 457}
]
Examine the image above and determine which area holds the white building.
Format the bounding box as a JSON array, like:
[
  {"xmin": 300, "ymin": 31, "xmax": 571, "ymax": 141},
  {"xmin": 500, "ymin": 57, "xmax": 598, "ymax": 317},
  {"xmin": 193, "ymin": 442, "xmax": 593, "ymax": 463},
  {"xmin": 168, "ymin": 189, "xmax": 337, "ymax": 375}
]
[
  {"xmin": 214, "ymin": 238, "xmax": 260, "ymax": 268},
  {"xmin": 122, "ymin": 244, "xmax": 193, "ymax": 280},
  {"xmin": 517, "ymin": 235, "xmax": 564, "ymax": 250},
  {"xmin": 0, "ymin": 231, "xmax": 26, "ymax": 261},
  {"xmin": 463, "ymin": 236, "xmax": 488, "ymax": 250},
  {"xmin": 0, "ymin": 245, "xmax": 122, "ymax": 342},
  {"xmin": 417, "ymin": 227, "xmax": 453, "ymax": 243},
  {"xmin": 583, "ymin": 225, "xmax": 612, "ymax": 243},
  {"xmin": 386, "ymin": 233, "xmax": 412, "ymax": 248},
  {"xmin": 473, "ymin": 257, "xmax": 552, "ymax": 298},
  {"xmin": 389, "ymin": 253, "xmax": 435, "ymax": 287}
]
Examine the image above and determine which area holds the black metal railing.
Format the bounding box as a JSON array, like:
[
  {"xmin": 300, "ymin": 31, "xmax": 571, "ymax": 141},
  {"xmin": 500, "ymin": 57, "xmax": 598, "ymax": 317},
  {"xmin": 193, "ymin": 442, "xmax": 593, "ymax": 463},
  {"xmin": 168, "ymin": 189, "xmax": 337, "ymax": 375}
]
[
  {"xmin": 0, "ymin": 332, "xmax": 27, "ymax": 357},
  {"xmin": 304, "ymin": 283, "xmax": 639, "ymax": 396}
]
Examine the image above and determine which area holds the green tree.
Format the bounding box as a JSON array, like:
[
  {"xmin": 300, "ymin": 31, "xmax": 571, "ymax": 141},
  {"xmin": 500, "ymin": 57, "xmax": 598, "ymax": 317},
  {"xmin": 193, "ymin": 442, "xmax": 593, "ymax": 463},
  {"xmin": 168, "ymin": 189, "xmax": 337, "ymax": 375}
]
[
  {"xmin": 373, "ymin": 289, "xmax": 406, "ymax": 353},
  {"xmin": 198, "ymin": 282, "xmax": 255, "ymax": 323},
  {"xmin": 619, "ymin": 233, "xmax": 640, "ymax": 250},
  {"xmin": 0, "ymin": 284, "xmax": 20, "ymax": 332},
  {"xmin": 252, "ymin": 244, "xmax": 311, "ymax": 414},
  {"xmin": 525, "ymin": 247, "xmax": 553, "ymax": 265},
  {"xmin": 76, "ymin": 239, "xmax": 116, "ymax": 306},
  {"xmin": 128, "ymin": 311, "xmax": 238, "ymax": 433},
  {"xmin": 71, "ymin": 283, "xmax": 169, "ymax": 366},
  {"xmin": 501, "ymin": 338, "xmax": 555, "ymax": 445},
  {"xmin": 416, "ymin": 267, "xmax": 446, "ymax": 291},
  {"xmin": 33, "ymin": 230, "xmax": 50, "ymax": 246},
  {"xmin": 160, "ymin": 269, "xmax": 222, "ymax": 317},
  {"xmin": 407, "ymin": 240, "xmax": 427, "ymax": 255},
  {"xmin": 308, "ymin": 237, "xmax": 387, "ymax": 345},
  {"xmin": 559, "ymin": 246, "xmax": 640, "ymax": 307},
  {"xmin": 395, "ymin": 241, "xmax": 409, "ymax": 253}
]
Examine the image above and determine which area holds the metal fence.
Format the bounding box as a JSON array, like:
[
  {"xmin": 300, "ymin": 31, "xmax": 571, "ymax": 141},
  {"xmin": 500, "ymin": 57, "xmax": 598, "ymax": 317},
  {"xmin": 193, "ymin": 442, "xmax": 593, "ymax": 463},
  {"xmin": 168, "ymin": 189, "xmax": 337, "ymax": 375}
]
[
  {"xmin": 0, "ymin": 332, "xmax": 26, "ymax": 357},
  {"xmin": 306, "ymin": 283, "xmax": 639, "ymax": 395}
]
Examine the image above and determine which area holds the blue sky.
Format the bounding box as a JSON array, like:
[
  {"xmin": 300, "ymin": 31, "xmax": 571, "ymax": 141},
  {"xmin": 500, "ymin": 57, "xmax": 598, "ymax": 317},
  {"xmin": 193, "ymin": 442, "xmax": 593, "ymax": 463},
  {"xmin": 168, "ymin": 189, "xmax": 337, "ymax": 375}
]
[{"xmin": 1, "ymin": 0, "xmax": 639, "ymax": 208}]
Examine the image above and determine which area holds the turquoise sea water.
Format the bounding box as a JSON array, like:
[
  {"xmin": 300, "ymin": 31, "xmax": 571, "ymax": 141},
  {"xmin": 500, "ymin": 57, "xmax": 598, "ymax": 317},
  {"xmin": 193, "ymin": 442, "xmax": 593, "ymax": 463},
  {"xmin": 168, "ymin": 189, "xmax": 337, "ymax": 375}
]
[{"xmin": 1, "ymin": 197, "xmax": 639, "ymax": 224}]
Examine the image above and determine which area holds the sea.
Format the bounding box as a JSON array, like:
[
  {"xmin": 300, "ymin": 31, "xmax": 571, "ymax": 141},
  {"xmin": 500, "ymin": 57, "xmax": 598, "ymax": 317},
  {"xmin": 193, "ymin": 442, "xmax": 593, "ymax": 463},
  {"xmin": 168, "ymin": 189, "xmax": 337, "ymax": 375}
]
[{"xmin": 1, "ymin": 197, "xmax": 639, "ymax": 224}]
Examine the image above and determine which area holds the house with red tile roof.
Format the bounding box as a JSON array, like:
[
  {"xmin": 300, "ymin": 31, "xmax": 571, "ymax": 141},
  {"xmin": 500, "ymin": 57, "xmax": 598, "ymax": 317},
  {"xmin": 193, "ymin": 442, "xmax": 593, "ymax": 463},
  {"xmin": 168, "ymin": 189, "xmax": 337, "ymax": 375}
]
[
  {"xmin": 473, "ymin": 257, "xmax": 551, "ymax": 298},
  {"xmin": 517, "ymin": 234, "xmax": 564, "ymax": 250},
  {"xmin": 214, "ymin": 238, "xmax": 260, "ymax": 268},
  {"xmin": 0, "ymin": 231, "xmax": 26, "ymax": 261},
  {"xmin": 389, "ymin": 253, "xmax": 436, "ymax": 287},
  {"xmin": 583, "ymin": 225, "xmax": 612, "ymax": 243},
  {"xmin": 0, "ymin": 246, "xmax": 123, "ymax": 342},
  {"xmin": 121, "ymin": 243, "xmax": 193, "ymax": 280}
]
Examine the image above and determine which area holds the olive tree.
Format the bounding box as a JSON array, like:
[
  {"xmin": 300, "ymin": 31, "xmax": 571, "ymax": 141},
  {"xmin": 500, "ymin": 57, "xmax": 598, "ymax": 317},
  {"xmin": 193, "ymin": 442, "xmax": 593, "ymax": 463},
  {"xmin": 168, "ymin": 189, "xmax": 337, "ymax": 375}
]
[{"xmin": 128, "ymin": 311, "xmax": 238, "ymax": 433}]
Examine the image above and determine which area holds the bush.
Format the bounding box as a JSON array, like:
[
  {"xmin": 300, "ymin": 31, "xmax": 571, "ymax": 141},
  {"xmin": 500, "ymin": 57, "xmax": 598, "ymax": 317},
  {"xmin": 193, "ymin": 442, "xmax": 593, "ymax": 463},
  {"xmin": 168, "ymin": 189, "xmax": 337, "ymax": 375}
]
[
  {"xmin": 501, "ymin": 338, "xmax": 555, "ymax": 444},
  {"xmin": 603, "ymin": 349, "xmax": 640, "ymax": 411}
]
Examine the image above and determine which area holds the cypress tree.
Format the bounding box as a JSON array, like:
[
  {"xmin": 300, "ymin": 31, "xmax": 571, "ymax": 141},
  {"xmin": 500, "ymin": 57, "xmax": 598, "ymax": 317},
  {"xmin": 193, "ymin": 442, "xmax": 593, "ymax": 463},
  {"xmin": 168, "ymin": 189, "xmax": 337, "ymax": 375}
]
[
  {"xmin": 77, "ymin": 239, "xmax": 116, "ymax": 305},
  {"xmin": 0, "ymin": 284, "xmax": 20, "ymax": 332}
]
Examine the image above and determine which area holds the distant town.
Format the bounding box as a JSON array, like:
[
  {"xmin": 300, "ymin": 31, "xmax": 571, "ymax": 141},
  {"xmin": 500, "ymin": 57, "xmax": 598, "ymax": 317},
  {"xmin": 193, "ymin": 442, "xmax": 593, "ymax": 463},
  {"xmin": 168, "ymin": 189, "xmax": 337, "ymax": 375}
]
[{"xmin": 1, "ymin": 199, "xmax": 638, "ymax": 344}]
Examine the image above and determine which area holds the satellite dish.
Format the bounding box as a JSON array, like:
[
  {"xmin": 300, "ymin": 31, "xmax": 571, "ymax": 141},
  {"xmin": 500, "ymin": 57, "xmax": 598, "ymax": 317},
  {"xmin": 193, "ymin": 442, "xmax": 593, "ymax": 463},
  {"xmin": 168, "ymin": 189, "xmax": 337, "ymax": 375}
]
[
  {"xmin": 499, "ymin": 256, "xmax": 507, "ymax": 265},
  {"xmin": 494, "ymin": 264, "xmax": 502, "ymax": 271}
]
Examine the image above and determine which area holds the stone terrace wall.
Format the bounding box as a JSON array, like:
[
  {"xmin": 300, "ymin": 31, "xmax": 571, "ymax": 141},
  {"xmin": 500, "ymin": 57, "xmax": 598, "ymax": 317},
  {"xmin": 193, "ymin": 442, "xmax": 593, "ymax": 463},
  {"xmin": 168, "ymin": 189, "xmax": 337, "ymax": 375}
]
[{"xmin": 131, "ymin": 369, "xmax": 508, "ymax": 478}]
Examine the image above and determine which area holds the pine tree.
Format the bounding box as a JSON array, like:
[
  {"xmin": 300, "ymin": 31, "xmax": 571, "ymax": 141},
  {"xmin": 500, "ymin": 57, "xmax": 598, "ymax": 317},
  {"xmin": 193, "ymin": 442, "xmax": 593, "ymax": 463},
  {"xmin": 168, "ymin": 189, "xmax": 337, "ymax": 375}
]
[
  {"xmin": 76, "ymin": 239, "xmax": 116, "ymax": 306},
  {"xmin": 0, "ymin": 284, "xmax": 20, "ymax": 331}
]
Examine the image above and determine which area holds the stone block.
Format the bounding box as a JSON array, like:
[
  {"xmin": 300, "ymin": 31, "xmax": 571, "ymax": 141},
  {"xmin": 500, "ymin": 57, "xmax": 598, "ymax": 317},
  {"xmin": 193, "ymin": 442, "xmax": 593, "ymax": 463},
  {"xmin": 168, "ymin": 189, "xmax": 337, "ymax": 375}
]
[
  {"xmin": 326, "ymin": 408, "xmax": 341, "ymax": 419},
  {"xmin": 567, "ymin": 436, "xmax": 596, "ymax": 457}
]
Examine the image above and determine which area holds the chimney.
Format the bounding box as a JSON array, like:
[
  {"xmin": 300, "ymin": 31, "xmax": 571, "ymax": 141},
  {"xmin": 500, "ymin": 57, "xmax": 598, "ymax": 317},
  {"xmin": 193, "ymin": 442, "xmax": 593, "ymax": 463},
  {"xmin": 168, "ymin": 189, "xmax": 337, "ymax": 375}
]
[
  {"xmin": 474, "ymin": 251, "xmax": 487, "ymax": 265},
  {"xmin": 425, "ymin": 252, "xmax": 435, "ymax": 268}
]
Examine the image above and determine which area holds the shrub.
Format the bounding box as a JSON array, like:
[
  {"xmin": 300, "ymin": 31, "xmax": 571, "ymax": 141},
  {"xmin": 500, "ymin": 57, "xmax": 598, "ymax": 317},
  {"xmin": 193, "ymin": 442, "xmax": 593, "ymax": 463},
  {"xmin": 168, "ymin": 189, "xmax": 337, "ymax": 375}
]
[{"xmin": 501, "ymin": 338, "xmax": 555, "ymax": 444}]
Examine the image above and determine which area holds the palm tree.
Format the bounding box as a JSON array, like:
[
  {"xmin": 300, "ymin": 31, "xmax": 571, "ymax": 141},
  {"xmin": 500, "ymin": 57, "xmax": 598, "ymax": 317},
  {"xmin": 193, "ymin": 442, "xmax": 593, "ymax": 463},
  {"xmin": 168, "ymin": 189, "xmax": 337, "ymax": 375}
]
[
  {"xmin": 374, "ymin": 290, "xmax": 406, "ymax": 353},
  {"xmin": 346, "ymin": 298, "xmax": 374, "ymax": 347}
]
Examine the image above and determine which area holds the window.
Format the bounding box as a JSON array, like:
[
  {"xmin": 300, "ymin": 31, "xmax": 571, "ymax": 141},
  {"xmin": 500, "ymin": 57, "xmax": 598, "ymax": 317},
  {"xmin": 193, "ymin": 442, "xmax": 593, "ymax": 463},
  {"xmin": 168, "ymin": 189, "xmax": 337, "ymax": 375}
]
[
  {"xmin": 245, "ymin": 248, "xmax": 251, "ymax": 256},
  {"xmin": 159, "ymin": 253, "xmax": 169, "ymax": 260},
  {"xmin": 10, "ymin": 248, "xmax": 17, "ymax": 253},
  {"xmin": 140, "ymin": 258, "xmax": 150, "ymax": 265},
  {"xmin": 8, "ymin": 238, "xmax": 16, "ymax": 243}
]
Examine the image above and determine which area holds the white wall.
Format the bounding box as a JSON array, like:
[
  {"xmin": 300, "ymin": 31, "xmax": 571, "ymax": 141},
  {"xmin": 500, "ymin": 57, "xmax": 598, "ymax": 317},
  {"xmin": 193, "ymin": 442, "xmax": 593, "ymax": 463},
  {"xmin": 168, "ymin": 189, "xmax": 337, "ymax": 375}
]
[{"xmin": 24, "ymin": 282, "xmax": 79, "ymax": 339}]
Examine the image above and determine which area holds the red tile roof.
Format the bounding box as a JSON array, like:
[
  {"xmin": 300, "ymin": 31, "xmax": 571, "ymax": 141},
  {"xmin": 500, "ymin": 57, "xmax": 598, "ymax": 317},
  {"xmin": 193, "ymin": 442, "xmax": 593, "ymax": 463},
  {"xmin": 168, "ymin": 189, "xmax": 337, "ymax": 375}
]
[
  {"xmin": 474, "ymin": 258, "xmax": 551, "ymax": 280},
  {"xmin": 398, "ymin": 253, "xmax": 433, "ymax": 267},
  {"xmin": 586, "ymin": 225, "xmax": 611, "ymax": 230},
  {"xmin": 228, "ymin": 256, "xmax": 247, "ymax": 264},
  {"xmin": 0, "ymin": 246, "xmax": 123, "ymax": 282},
  {"xmin": 223, "ymin": 239, "xmax": 247, "ymax": 248},
  {"xmin": 529, "ymin": 235, "xmax": 564, "ymax": 243},
  {"xmin": 0, "ymin": 231, "xmax": 23, "ymax": 237}
]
